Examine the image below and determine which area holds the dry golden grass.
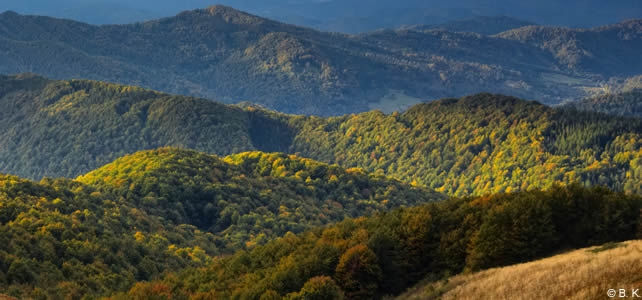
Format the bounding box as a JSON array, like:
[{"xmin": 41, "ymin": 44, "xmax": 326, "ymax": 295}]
[{"xmin": 397, "ymin": 240, "xmax": 642, "ymax": 300}]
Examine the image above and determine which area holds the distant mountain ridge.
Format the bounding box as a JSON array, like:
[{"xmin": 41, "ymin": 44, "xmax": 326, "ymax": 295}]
[
  {"xmin": 1, "ymin": 0, "xmax": 640, "ymax": 32},
  {"xmin": 0, "ymin": 75, "xmax": 640, "ymax": 197},
  {"xmin": 0, "ymin": 6, "xmax": 640, "ymax": 115},
  {"xmin": 498, "ymin": 19, "xmax": 642, "ymax": 77}
]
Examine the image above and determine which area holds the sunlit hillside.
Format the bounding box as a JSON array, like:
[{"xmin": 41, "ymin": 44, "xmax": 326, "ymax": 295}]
[{"xmin": 398, "ymin": 240, "xmax": 642, "ymax": 300}]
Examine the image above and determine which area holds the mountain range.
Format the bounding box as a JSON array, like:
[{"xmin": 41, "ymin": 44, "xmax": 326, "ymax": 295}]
[
  {"xmin": 1, "ymin": 0, "xmax": 641, "ymax": 33},
  {"xmin": 0, "ymin": 6, "xmax": 640, "ymax": 115},
  {"xmin": 1, "ymin": 74, "xmax": 640, "ymax": 197},
  {"xmin": 0, "ymin": 4, "xmax": 640, "ymax": 299}
]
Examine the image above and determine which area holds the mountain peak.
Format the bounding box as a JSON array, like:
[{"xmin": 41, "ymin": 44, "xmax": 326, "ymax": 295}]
[
  {"xmin": 164, "ymin": 4, "xmax": 272, "ymax": 31},
  {"xmin": 205, "ymin": 5, "xmax": 244, "ymax": 15},
  {"xmin": 190, "ymin": 5, "xmax": 266, "ymax": 24},
  {"xmin": 0, "ymin": 10, "xmax": 19, "ymax": 18}
]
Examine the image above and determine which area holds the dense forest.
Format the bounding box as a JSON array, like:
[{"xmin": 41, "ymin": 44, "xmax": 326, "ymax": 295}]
[
  {"xmin": 108, "ymin": 185, "xmax": 642, "ymax": 299},
  {"xmin": 0, "ymin": 74, "xmax": 259, "ymax": 179},
  {"xmin": 0, "ymin": 6, "xmax": 640, "ymax": 115},
  {"xmin": 0, "ymin": 172, "xmax": 216, "ymax": 298},
  {"xmin": 0, "ymin": 148, "xmax": 442, "ymax": 298},
  {"xmin": 79, "ymin": 149, "xmax": 443, "ymax": 251},
  {"xmin": 1, "ymin": 75, "xmax": 641, "ymax": 197},
  {"xmin": 289, "ymin": 93, "xmax": 642, "ymax": 196}
]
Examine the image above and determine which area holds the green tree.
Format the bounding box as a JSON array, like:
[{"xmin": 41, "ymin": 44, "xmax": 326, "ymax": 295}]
[{"xmin": 335, "ymin": 244, "xmax": 382, "ymax": 299}]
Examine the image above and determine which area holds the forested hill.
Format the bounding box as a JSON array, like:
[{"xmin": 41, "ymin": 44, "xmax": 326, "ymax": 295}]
[
  {"xmin": 289, "ymin": 93, "xmax": 642, "ymax": 196},
  {"xmin": 78, "ymin": 148, "xmax": 443, "ymax": 249},
  {"xmin": 0, "ymin": 74, "xmax": 263, "ymax": 179},
  {"xmin": 0, "ymin": 147, "xmax": 442, "ymax": 298},
  {"xmin": 0, "ymin": 6, "xmax": 640, "ymax": 115},
  {"xmin": 0, "ymin": 75, "xmax": 640, "ymax": 196}
]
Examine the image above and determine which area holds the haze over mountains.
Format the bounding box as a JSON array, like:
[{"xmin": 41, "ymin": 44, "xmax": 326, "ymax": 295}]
[
  {"xmin": 1, "ymin": 0, "xmax": 640, "ymax": 33},
  {"xmin": 0, "ymin": 6, "xmax": 640, "ymax": 115}
]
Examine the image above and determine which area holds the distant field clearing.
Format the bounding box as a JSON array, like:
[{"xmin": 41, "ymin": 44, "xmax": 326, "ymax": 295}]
[
  {"xmin": 397, "ymin": 240, "xmax": 642, "ymax": 300},
  {"xmin": 369, "ymin": 90, "xmax": 424, "ymax": 113}
]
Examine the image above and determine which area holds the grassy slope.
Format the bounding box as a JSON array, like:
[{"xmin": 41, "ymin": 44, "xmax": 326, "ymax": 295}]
[{"xmin": 397, "ymin": 240, "xmax": 642, "ymax": 300}]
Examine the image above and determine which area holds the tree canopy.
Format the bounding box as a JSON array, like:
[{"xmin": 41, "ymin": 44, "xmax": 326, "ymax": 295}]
[{"xmin": 0, "ymin": 148, "xmax": 442, "ymax": 299}]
